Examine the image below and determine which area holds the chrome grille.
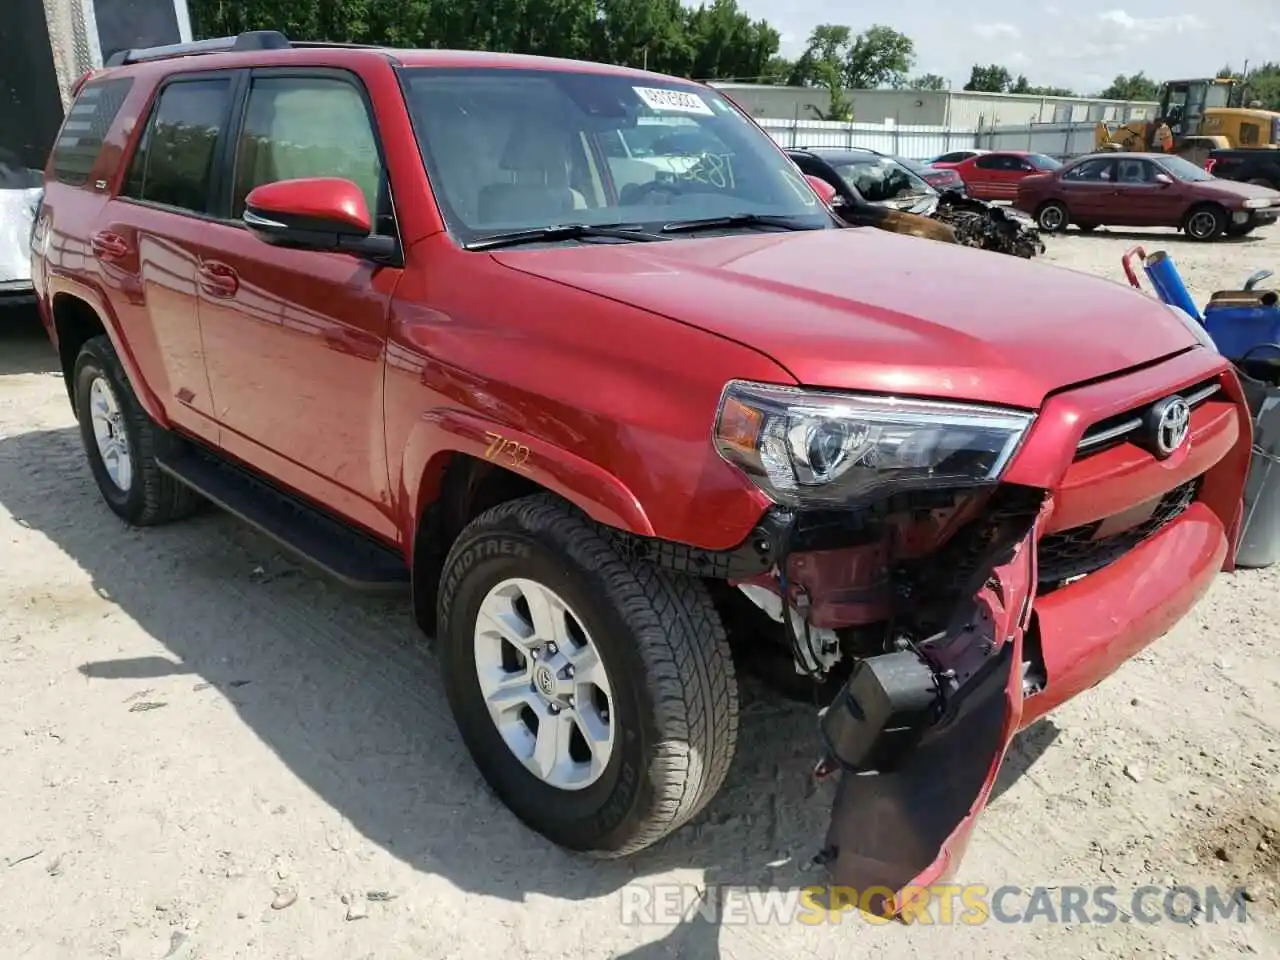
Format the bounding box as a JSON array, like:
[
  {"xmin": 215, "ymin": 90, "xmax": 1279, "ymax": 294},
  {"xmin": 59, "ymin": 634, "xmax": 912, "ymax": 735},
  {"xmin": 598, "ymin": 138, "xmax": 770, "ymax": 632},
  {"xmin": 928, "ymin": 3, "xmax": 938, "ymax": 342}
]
[{"xmin": 1075, "ymin": 378, "xmax": 1220, "ymax": 458}]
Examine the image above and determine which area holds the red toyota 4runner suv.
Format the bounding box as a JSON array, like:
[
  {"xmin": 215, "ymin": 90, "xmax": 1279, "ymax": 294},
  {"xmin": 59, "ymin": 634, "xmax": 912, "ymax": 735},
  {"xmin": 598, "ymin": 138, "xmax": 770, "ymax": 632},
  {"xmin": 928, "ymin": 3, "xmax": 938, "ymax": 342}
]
[{"xmin": 31, "ymin": 32, "xmax": 1252, "ymax": 911}]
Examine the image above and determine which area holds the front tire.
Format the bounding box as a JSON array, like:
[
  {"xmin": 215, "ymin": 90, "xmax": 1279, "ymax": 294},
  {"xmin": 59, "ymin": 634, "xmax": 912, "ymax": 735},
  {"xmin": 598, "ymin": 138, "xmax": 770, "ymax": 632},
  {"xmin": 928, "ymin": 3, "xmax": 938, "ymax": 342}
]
[
  {"xmin": 1184, "ymin": 204, "xmax": 1226, "ymax": 241},
  {"xmin": 1036, "ymin": 201, "xmax": 1068, "ymax": 232},
  {"xmin": 73, "ymin": 335, "xmax": 201, "ymax": 526},
  {"xmin": 437, "ymin": 493, "xmax": 739, "ymax": 857}
]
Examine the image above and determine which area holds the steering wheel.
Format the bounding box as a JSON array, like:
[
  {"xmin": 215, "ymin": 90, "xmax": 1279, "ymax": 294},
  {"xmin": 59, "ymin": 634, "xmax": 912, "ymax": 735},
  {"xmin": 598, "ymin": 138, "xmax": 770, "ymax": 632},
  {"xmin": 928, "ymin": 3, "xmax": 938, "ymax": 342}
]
[{"xmin": 620, "ymin": 179, "xmax": 685, "ymax": 206}]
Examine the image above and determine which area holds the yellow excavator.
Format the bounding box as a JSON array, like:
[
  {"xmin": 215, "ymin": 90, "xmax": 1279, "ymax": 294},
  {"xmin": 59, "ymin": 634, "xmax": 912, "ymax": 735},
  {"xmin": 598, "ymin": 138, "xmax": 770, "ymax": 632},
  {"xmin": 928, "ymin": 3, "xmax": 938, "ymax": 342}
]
[{"xmin": 1095, "ymin": 77, "xmax": 1280, "ymax": 166}]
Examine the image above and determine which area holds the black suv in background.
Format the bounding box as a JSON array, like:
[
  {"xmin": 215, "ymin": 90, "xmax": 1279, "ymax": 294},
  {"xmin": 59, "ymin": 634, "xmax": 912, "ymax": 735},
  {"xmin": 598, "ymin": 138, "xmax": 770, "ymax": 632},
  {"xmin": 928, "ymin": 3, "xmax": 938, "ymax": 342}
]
[{"xmin": 1205, "ymin": 149, "xmax": 1280, "ymax": 191}]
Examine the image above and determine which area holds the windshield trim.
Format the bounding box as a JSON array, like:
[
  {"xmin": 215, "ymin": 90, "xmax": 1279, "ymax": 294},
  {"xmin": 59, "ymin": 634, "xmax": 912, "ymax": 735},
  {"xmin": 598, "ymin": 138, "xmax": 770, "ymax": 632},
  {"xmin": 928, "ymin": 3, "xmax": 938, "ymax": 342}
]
[{"xmin": 393, "ymin": 64, "xmax": 832, "ymax": 249}]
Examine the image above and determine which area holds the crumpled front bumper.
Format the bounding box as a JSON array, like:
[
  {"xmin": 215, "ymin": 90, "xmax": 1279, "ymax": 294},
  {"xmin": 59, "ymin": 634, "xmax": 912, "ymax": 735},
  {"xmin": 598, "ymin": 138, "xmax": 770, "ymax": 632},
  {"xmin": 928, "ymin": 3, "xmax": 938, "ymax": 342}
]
[{"xmin": 814, "ymin": 494, "xmax": 1226, "ymax": 917}]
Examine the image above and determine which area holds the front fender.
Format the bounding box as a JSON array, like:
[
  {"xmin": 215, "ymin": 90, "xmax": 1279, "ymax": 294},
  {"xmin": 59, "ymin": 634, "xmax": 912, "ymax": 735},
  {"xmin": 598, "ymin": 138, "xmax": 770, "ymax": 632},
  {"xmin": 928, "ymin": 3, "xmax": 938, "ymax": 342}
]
[
  {"xmin": 400, "ymin": 407, "xmax": 655, "ymax": 540},
  {"xmin": 46, "ymin": 273, "xmax": 170, "ymax": 428}
]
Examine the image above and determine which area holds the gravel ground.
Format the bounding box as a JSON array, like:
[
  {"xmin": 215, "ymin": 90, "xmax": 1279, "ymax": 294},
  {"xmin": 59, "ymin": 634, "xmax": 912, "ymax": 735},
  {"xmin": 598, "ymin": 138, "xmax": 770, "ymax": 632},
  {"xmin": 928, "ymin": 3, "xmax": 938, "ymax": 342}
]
[{"xmin": 2, "ymin": 223, "xmax": 1278, "ymax": 960}]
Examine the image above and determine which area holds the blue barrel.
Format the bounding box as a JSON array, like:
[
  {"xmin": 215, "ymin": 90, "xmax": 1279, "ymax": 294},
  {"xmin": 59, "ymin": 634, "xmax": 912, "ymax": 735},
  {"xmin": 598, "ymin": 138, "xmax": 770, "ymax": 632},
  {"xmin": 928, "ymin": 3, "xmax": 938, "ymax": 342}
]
[{"xmin": 1143, "ymin": 251, "xmax": 1202, "ymax": 321}]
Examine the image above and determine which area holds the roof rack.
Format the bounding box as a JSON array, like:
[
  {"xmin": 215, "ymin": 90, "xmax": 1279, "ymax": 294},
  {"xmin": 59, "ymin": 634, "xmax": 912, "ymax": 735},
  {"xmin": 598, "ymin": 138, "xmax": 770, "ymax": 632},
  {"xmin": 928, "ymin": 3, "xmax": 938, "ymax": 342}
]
[{"xmin": 103, "ymin": 30, "xmax": 386, "ymax": 67}]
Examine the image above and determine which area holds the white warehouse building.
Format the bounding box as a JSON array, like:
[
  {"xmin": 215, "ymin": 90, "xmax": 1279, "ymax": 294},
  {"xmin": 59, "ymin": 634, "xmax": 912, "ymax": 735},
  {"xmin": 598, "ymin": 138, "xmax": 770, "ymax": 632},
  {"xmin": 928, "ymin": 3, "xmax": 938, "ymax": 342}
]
[{"xmin": 708, "ymin": 83, "xmax": 1157, "ymax": 129}]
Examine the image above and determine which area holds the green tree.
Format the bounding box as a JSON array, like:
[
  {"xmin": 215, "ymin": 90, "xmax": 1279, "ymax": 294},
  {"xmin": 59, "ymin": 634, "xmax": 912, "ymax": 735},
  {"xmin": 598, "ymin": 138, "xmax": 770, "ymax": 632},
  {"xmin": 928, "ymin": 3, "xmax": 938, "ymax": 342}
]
[
  {"xmin": 787, "ymin": 23, "xmax": 915, "ymax": 89},
  {"xmin": 1098, "ymin": 72, "xmax": 1160, "ymax": 101},
  {"xmin": 964, "ymin": 64, "xmax": 1013, "ymax": 93},
  {"xmin": 908, "ymin": 73, "xmax": 948, "ymax": 91},
  {"xmin": 1219, "ymin": 62, "xmax": 1280, "ymax": 111},
  {"xmin": 1010, "ymin": 75, "xmax": 1076, "ymax": 96}
]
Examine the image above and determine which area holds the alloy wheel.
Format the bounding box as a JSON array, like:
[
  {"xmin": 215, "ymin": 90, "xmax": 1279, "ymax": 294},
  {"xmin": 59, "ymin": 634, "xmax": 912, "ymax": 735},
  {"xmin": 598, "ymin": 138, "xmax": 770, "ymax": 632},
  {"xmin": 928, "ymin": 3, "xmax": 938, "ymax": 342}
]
[
  {"xmin": 473, "ymin": 577, "xmax": 615, "ymax": 791},
  {"xmin": 88, "ymin": 375, "xmax": 132, "ymax": 492}
]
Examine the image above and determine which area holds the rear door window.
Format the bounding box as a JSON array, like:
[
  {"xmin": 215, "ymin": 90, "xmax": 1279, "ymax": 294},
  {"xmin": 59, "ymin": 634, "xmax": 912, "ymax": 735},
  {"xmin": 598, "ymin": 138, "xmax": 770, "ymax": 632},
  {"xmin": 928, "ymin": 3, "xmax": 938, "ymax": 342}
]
[
  {"xmin": 122, "ymin": 77, "xmax": 233, "ymax": 215},
  {"xmin": 974, "ymin": 154, "xmax": 1024, "ymax": 171},
  {"xmin": 1063, "ymin": 158, "xmax": 1114, "ymax": 181},
  {"xmin": 50, "ymin": 77, "xmax": 134, "ymax": 186}
]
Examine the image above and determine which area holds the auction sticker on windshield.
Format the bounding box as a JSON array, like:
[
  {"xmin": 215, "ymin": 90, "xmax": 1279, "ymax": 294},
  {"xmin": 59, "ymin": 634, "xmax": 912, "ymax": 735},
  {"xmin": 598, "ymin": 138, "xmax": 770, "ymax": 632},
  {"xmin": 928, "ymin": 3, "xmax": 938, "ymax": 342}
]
[{"xmin": 633, "ymin": 86, "xmax": 714, "ymax": 116}]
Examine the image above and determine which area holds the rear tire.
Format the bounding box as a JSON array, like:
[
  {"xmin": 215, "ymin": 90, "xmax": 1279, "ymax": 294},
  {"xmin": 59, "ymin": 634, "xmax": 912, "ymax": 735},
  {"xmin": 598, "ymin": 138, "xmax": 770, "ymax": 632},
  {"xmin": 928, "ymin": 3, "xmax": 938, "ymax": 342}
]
[
  {"xmin": 1183, "ymin": 204, "xmax": 1226, "ymax": 241},
  {"xmin": 437, "ymin": 493, "xmax": 739, "ymax": 857},
  {"xmin": 73, "ymin": 335, "xmax": 202, "ymax": 526},
  {"xmin": 1036, "ymin": 201, "xmax": 1068, "ymax": 232}
]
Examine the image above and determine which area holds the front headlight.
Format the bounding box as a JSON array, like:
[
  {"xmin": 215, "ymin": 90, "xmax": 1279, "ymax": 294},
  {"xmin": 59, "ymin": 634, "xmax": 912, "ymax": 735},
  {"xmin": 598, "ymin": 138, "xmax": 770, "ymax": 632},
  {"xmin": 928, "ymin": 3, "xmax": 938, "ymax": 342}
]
[
  {"xmin": 1243, "ymin": 198, "xmax": 1272, "ymax": 210},
  {"xmin": 713, "ymin": 381, "xmax": 1036, "ymax": 507},
  {"xmin": 1167, "ymin": 304, "xmax": 1219, "ymax": 352}
]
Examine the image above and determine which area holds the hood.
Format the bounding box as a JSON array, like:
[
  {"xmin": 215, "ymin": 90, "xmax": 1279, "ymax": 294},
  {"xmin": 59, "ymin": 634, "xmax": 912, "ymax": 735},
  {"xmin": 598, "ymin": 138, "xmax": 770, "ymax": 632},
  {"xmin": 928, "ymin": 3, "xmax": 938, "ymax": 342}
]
[
  {"xmin": 1200, "ymin": 178, "xmax": 1280, "ymax": 204},
  {"xmin": 490, "ymin": 228, "xmax": 1199, "ymax": 409}
]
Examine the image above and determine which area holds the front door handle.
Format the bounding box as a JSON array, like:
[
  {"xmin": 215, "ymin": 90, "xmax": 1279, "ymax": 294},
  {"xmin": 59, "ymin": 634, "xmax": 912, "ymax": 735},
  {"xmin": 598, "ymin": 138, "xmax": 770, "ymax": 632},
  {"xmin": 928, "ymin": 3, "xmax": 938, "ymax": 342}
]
[
  {"xmin": 91, "ymin": 231, "xmax": 129, "ymax": 260},
  {"xmin": 198, "ymin": 260, "xmax": 239, "ymax": 298}
]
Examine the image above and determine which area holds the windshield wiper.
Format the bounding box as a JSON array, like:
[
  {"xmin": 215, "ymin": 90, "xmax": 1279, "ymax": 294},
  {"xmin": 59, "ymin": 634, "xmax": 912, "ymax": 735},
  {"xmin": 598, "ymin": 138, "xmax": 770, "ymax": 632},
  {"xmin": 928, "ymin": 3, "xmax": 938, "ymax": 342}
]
[
  {"xmin": 464, "ymin": 223, "xmax": 668, "ymax": 251},
  {"xmin": 660, "ymin": 213, "xmax": 823, "ymax": 234}
]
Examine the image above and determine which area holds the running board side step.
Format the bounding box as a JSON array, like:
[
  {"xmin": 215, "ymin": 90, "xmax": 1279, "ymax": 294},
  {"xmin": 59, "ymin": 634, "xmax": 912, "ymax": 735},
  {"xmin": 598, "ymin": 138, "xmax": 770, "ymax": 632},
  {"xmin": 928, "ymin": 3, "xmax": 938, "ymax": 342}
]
[{"xmin": 155, "ymin": 446, "xmax": 410, "ymax": 594}]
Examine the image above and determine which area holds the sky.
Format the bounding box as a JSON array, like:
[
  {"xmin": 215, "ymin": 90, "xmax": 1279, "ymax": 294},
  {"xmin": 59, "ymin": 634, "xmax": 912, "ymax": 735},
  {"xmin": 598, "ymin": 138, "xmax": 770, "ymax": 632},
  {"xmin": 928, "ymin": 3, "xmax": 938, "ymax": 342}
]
[{"xmin": 729, "ymin": 1, "xmax": 1280, "ymax": 94}]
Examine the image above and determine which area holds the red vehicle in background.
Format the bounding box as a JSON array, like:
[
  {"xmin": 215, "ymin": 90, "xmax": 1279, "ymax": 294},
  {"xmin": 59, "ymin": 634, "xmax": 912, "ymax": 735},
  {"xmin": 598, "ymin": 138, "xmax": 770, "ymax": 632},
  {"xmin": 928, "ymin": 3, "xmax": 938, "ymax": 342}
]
[
  {"xmin": 934, "ymin": 150, "xmax": 1063, "ymax": 200},
  {"xmin": 1015, "ymin": 152, "xmax": 1280, "ymax": 239}
]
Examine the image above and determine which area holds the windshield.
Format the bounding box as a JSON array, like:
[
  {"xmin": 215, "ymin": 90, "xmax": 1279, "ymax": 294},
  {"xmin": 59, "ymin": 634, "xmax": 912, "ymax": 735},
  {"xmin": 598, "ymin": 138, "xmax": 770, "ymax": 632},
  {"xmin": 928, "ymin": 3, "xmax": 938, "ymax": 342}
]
[
  {"xmin": 1026, "ymin": 153, "xmax": 1063, "ymax": 171},
  {"xmin": 897, "ymin": 157, "xmax": 931, "ymax": 175},
  {"xmin": 398, "ymin": 67, "xmax": 831, "ymax": 242},
  {"xmin": 1158, "ymin": 155, "xmax": 1215, "ymax": 181},
  {"xmin": 831, "ymin": 156, "xmax": 931, "ymax": 202}
]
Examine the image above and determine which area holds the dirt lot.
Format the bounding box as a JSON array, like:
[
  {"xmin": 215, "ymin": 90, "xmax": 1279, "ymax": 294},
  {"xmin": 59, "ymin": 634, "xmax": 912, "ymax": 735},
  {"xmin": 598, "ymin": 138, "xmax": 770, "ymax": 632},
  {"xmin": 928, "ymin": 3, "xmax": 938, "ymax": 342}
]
[{"xmin": 2, "ymin": 224, "xmax": 1278, "ymax": 960}]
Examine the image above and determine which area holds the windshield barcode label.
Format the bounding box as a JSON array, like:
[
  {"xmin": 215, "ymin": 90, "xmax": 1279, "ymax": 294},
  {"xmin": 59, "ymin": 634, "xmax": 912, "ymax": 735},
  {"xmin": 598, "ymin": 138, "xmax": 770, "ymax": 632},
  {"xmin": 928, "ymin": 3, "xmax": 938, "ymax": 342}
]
[{"xmin": 633, "ymin": 87, "xmax": 714, "ymax": 116}]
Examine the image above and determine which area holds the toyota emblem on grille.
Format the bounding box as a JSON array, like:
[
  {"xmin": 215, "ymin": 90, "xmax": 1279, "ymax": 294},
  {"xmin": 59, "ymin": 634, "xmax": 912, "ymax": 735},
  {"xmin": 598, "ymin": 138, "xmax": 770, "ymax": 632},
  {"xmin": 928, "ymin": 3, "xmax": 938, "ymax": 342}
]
[{"xmin": 1145, "ymin": 395, "xmax": 1191, "ymax": 458}]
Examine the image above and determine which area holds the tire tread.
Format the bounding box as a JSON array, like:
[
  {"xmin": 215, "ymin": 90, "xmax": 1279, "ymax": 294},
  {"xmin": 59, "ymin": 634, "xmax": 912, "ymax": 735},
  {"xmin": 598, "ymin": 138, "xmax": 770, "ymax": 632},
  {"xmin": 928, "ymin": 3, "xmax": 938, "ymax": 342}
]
[{"xmin": 439, "ymin": 493, "xmax": 739, "ymax": 856}]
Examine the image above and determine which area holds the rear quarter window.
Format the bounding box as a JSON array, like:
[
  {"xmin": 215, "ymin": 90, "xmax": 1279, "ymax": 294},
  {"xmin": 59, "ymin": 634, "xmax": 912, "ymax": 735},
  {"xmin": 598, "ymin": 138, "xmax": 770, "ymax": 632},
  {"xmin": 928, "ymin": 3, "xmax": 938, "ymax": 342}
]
[{"xmin": 49, "ymin": 77, "xmax": 134, "ymax": 186}]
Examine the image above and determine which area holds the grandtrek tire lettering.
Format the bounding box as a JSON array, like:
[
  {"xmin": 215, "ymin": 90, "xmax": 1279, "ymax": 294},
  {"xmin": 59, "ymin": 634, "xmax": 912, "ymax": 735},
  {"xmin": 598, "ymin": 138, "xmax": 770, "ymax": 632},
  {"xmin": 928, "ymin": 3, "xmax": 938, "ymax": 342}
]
[{"xmin": 436, "ymin": 493, "xmax": 738, "ymax": 856}]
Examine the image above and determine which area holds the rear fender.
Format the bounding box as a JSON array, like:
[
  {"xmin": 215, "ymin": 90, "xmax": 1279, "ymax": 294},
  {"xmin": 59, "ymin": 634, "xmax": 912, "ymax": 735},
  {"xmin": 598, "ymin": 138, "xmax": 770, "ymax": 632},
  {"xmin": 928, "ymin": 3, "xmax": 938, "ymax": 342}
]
[
  {"xmin": 46, "ymin": 274, "xmax": 169, "ymax": 427},
  {"xmin": 400, "ymin": 407, "xmax": 654, "ymax": 540},
  {"xmin": 816, "ymin": 493, "xmax": 1054, "ymax": 919}
]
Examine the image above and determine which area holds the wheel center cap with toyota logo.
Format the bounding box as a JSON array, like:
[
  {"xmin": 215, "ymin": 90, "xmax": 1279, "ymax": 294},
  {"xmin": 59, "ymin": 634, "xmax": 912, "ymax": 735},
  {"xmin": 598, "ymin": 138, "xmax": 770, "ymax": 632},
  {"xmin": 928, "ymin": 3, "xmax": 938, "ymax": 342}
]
[
  {"xmin": 533, "ymin": 664, "xmax": 557, "ymax": 697},
  {"xmin": 1145, "ymin": 395, "xmax": 1191, "ymax": 459}
]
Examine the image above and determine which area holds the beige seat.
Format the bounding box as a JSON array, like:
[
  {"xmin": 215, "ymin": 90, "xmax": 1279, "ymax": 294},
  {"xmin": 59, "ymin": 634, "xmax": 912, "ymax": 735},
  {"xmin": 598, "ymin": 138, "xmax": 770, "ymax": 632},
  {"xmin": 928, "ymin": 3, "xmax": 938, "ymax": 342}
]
[{"xmin": 477, "ymin": 118, "xmax": 587, "ymax": 225}]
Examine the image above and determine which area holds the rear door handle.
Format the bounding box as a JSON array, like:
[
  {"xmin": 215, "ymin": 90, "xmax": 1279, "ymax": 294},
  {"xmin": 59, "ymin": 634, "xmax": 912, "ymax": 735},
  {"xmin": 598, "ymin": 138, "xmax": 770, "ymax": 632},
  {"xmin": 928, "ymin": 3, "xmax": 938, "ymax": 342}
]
[
  {"xmin": 91, "ymin": 231, "xmax": 129, "ymax": 260},
  {"xmin": 198, "ymin": 260, "xmax": 239, "ymax": 298}
]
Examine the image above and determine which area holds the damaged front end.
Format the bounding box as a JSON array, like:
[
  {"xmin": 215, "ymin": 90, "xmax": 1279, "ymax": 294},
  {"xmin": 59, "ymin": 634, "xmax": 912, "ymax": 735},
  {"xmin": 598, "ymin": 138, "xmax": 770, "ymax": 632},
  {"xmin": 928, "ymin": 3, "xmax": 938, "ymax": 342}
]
[
  {"xmin": 835, "ymin": 188, "xmax": 1046, "ymax": 259},
  {"xmin": 932, "ymin": 190, "xmax": 1046, "ymax": 259},
  {"xmin": 713, "ymin": 380, "xmax": 1050, "ymax": 915}
]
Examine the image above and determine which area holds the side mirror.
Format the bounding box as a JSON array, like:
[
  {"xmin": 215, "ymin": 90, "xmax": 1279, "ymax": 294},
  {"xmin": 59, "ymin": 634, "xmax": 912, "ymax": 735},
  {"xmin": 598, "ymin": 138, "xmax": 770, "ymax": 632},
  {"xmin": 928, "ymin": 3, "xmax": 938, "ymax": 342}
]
[
  {"xmin": 1154, "ymin": 173, "xmax": 1174, "ymax": 185},
  {"xmin": 243, "ymin": 177, "xmax": 397, "ymax": 262},
  {"xmin": 804, "ymin": 174, "xmax": 841, "ymax": 207}
]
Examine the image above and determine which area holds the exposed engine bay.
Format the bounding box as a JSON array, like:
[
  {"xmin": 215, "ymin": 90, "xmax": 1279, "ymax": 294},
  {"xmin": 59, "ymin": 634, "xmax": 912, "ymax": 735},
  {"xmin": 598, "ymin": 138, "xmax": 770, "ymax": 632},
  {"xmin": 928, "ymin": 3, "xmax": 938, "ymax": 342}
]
[
  {"xmin": 933, "ymin": 190, "xmax": 1046, "ymax": 260},
  {"xmin": 834, "ymin": 189, "xmax": 1046, "ymax": 260}
]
